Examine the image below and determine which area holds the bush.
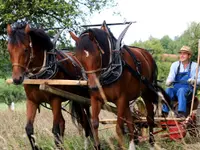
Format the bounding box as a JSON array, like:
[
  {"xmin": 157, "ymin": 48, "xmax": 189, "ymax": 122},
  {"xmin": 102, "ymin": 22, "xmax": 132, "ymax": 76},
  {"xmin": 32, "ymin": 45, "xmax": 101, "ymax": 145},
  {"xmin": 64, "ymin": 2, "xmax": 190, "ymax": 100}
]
[{"xmin": 0, "ymin": 79, "xmax": 25, "ymax": 105}]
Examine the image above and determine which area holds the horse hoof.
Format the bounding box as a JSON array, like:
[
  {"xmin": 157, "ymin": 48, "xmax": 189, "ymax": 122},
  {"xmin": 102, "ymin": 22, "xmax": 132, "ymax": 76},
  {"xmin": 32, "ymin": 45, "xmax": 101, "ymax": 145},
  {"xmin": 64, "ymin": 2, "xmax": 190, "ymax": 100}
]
[
  {"xmin": 34, "ymin": 145, "xmax": 42, "ymax": 150},
  {"xmin": 94, "ymin": 144, "xmax": 101, "ymax": 150}
]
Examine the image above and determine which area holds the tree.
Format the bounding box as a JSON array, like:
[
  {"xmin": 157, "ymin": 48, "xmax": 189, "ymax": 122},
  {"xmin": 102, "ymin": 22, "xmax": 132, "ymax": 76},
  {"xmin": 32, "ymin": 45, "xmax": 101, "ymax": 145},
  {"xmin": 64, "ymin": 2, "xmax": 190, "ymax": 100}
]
[
  {"xmin": 160, "ymin": 35, "xmax": 176, "ymax": 54},
  {"xmin": 0, "ymin": 0, "xmax": 116, "ymax": 77},
  {"xmin": 0, "ymin": 0, "xmax": 115, "ymax": 34},
  {"xmin": 132, "ymin": 36, "xmax": 164, "ymax": 56},
  {"xmin": 176, "ymin": 22, "xmax": 200, "ymax": 61}
]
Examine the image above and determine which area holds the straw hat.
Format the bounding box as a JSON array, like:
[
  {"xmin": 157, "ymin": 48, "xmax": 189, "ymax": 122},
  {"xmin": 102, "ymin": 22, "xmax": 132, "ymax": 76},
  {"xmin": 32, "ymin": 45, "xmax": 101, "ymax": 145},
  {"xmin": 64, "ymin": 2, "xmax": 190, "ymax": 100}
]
[{"xmin": 178, "ymin": 46, "xmax": 192, "ymax": 55}]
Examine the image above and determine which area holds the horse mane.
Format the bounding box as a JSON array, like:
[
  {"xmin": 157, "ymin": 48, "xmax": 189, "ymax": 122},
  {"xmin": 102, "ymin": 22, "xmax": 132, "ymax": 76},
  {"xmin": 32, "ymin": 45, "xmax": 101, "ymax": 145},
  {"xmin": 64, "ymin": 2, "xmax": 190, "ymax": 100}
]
[
  {"xmin": 79, "ymin": 28, "xmax": 110, "ymax": 67},
  {"xmin": 8, "ymin": 24, "xmax": 27, "ymax": 45},
  {"xmin": 8, "ymin": 22, "xmax": 53, "ymax": 51},
  {"xmin": 80, "ymin": 28, "xmax": 110, "ymax": 53},
  {"xmin": 29, "ymin": 28, "xmax": 53, "ymax": 51}
]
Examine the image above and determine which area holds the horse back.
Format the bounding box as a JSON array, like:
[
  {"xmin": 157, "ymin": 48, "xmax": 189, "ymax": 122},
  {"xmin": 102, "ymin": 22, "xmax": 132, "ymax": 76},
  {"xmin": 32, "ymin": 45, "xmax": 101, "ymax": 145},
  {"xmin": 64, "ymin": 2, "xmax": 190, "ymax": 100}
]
[{"xmin": 122, "ymin": 46, "xmax": 155, "ymax": 82}]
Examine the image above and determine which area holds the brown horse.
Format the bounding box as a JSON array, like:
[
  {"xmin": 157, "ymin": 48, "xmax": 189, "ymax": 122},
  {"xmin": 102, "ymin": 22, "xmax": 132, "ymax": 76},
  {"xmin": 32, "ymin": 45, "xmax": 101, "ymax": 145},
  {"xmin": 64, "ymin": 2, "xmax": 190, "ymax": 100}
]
[
  {"xmin": 7, "ymin": 22, "xmax": 92, "ymax": 150},
  {"xmin": 70, "ymin": 28, "xmax": 171, "ymax": 149}
]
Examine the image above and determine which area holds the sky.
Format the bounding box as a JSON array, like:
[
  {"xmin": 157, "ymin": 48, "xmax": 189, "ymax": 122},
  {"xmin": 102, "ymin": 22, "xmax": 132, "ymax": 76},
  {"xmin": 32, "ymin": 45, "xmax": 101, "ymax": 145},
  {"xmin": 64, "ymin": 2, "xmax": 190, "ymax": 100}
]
[{"xmin": 88, "ymin": 0, "xmax": 200, "ymax": 45}]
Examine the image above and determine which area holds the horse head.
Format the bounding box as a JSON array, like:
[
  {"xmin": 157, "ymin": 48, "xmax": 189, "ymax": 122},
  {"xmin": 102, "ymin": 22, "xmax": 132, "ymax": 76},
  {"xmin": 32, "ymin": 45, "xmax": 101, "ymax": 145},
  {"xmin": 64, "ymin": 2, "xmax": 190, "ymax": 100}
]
[
  {"xmin": 7, "ymin": 22, "xmax": 53, "ymax": 85},
  {"xmin": 7, "ymin": 22, "xmax": 33, "ymax": 84},
  {"xmin": 70, "ymin": 28, "xmax": 111, "ymax": 89}
]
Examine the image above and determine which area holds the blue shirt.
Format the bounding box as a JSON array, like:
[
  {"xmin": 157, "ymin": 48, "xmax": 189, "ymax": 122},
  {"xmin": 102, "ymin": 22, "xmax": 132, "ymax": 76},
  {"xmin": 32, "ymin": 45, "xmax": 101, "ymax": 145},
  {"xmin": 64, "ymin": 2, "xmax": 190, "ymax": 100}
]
[{"xmin": 166, "ymin": 61, "xmax": 200, "ymax": 85}]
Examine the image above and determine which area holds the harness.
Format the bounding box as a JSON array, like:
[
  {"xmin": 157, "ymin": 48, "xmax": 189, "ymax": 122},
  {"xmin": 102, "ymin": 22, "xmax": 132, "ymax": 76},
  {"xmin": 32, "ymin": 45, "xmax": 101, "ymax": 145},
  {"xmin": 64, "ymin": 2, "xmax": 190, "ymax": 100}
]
[
  {"xmin": 26, "ymin": 49, "xmax": 58, "ymax": 79},
  {"xmin": 55, "ymin": 49, "xmax": 82, "ymax": 80},
  {"xmin": 123, "ymin": 46, "xmax": 159, "ymax": 97},
  {"xmin": 175, "ymin": 61, "xmax": 192, "ymax": 79}
]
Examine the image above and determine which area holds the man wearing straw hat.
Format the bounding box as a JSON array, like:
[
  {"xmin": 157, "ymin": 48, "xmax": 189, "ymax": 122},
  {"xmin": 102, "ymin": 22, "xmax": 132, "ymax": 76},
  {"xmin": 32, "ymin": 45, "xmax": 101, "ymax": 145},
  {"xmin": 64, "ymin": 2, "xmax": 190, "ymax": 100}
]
[{"xmin": 162, "ymin": 45, "xmax": 200, "ymax": 118}]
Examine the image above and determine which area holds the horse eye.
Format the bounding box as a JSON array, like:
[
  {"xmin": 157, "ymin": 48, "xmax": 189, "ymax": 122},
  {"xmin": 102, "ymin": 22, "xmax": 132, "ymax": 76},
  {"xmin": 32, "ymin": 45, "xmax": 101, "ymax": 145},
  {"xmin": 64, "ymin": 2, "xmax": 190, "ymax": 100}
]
[{"xmin": 24, "ymin": 48, "xmax": 28, "ymax": 53}]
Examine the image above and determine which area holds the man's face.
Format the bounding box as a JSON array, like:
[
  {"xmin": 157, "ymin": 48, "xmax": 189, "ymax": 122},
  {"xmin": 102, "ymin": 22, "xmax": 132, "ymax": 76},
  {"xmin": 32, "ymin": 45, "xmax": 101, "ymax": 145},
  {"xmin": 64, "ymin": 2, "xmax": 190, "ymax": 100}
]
[{"xmin": 179, "ymin": 51, "xmax": 191, "ymax": 62}]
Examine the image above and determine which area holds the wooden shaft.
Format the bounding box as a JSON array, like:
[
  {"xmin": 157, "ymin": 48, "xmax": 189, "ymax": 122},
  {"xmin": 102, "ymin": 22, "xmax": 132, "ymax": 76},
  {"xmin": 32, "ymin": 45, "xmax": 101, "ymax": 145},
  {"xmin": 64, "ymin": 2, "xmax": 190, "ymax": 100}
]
[
  {"xmin": 39, "ymin": 84, "xmax": 91, "ymax": 105},
  {"xmin": 39, "ymin": 84, "xmax": 117, "ymax": 113},
  {"xmin": 99, "ymin": 117, "xmax": 185, "ymax": 124},
  {"xmin": 190, "ymin": 40, "xmax": 200, "ymax": 115},
  {"xmin": 6, "ymin": 79, "xmax": 88, "ymax": 86}
]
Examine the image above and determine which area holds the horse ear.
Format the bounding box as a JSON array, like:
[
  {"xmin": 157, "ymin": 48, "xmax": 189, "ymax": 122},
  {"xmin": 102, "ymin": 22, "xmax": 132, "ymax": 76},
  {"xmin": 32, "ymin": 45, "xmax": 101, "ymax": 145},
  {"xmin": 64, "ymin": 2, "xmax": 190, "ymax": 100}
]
[
  {"xmin": 7, "ymin": 24, "xmax": 12, "ymax": 35},
  {"xmin": 101, "ymin": 25, "xmax": 106, "ymax": 31},
  {"xmin": 69, "ymin": 31, "xmax": 79, "ymax": 42},
  {"xmin": 25, "ymin": 24, "xmax": 30, "ymax": 33}
]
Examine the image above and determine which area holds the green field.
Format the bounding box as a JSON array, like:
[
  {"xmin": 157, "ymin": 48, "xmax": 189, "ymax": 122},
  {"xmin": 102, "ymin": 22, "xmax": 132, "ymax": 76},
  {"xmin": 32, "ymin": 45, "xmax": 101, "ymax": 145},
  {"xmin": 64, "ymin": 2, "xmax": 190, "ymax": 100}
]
[
  {"xmin": 0, "ymin": 103, "xmax": 200, "ymax": 150},
  {"xmin": 1, "ymin": 78, "xmax": 200, "ymax": 149}
]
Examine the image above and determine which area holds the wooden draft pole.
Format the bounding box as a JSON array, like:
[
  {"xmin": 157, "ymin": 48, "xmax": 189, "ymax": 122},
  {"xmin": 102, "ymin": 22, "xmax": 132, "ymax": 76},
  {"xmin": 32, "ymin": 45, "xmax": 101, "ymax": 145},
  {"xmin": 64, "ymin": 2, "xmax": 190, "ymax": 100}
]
[
  {"xmin": 39, "ymin": 84, "xmax": 91, "ymax": 105},
  {"xmin": 6, "ymin": 79, "xmax": 88, "ymax": 86},
  {"xmin": 190, "ymin": 40, "xmax": 200, "ymax": 116},
  {"xmin": 39, "ymin": 84, "xmax": 118, "ymax": 113}
]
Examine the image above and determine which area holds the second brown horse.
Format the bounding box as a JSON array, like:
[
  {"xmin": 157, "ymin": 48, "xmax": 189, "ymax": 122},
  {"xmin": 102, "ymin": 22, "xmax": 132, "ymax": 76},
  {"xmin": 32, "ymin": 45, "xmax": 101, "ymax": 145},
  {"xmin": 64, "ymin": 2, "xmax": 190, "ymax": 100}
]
[{"xmin": 70, "ymin": 28, "xmax": 170, "ymax": 150}]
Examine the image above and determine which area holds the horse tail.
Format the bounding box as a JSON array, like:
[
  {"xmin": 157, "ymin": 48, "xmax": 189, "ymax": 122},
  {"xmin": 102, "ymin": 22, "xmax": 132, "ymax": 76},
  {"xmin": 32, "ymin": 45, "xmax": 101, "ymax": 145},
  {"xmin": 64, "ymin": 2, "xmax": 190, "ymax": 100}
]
[
  {"xmin": 152, "ymin": 58, "xmax": 159, "ymax": 86},
  {"xmin": 152, "ymin": 59, "xmax": 171, "ymax": 108},
  {"xmin": 154, "ymin": 84, "xmax": 171, "ymax": 105},
  {"xmin": 69, "ymin": 101, "xmax": 93, "ymax": 138}
]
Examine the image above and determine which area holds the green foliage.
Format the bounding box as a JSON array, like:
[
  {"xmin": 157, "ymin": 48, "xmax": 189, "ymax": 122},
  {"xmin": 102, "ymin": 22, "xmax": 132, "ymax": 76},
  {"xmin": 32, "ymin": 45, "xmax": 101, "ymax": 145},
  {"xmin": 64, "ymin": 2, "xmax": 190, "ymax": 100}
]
[
  {"xmin": 156, "ymin": 61, "xmax": 171, "ymax": 86},
  {"xmin": 132, "ymin": 36, "xmax": 164, "ymax": 55},
  {"xmin": 0, "ymin": 0, "xmax": 116, "ymax": 78},
  {"xmin": 0, "ymin": 79, "xmax": 25, "ymax": 105},
  {"xmin": 0, "ymin": 0, "xmax": 115, "ymax": 33},
  {"xmin": 132, "ymin": 21, "xmax": 200, "ymax": 83},
  {"xmin": 160, "ymin": 35, "xmax": 177, "ymax": 54},
  {"xmin": 177, "ymin": 22, "xmax": 200, "ymax": 61}
]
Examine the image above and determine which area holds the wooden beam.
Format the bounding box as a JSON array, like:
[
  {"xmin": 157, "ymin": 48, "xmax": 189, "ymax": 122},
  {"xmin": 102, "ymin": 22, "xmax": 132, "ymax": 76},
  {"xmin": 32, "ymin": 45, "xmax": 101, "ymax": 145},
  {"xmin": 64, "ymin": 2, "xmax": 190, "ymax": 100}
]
[
  {"xmin": 39, "ymin": 84, "xmax": 118, "ymax": 114},
  {"xmin": 100, "ymin": 117, "xmax": 185, "ymax": 124},
  {"xmin": 39, "ymin": 84, "xmax": 91, "ymax": 105},
  {"xmin": 6, "ymin": 79, "xmax": 88, "ymax": 86}
]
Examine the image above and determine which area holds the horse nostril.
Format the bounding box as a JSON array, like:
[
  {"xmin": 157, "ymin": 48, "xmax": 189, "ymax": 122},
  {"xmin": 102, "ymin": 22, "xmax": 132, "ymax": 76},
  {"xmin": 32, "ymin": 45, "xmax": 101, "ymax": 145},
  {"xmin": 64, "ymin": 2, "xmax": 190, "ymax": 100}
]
[
  {"xmin": 13, "ymin": 76, "xmax": 24, "ymax": 85},
  {"xmin": 19, "ymin": 76, "xmax": 23, "ymax": 81}
]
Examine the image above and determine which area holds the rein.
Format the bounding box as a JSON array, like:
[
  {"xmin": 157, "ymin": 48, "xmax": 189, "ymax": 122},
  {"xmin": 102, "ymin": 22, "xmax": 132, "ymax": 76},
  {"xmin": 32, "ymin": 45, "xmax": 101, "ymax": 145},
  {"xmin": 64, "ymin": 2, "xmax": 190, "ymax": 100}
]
[
  {"xmin": 26, "ymin": 50, "xmax": 47, "ymax": 78},
  {"xmin": 12, "ymin": 37, "xmax": 34, "ymax": 71},
  {"xmin": 80, "ymin": 33, "xmax": 112, "ymax": 76}
]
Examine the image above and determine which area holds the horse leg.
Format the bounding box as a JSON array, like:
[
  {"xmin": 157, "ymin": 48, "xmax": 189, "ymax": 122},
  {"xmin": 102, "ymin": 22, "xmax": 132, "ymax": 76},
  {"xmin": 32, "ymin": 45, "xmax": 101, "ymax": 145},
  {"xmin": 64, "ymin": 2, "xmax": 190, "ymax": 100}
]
[
  {"xmin": 116, "ymin": 98, "xmax": 128, "ymax": 149},
  {"xmin": 25, "ymin": 99, "xmax": 40, "ymax": 150},
  {"xmin": 82, "ymin": 107, "xmax": 93, "ymax": 150},
  {"xmin": 124, "ymin": 106, "xmax": 136, "ymax": 150},
  {"xmin": 142, "ymin": 95, "xmax": 155, "ymax": 149},
  {"xmin": 91, "ymin": 97, "xmax": 102, "ymax": 150},
  {"xmin": 59, "ymin": 113, "xmax": 65, "ymax": 138},
  {"xmin": 50, "ymin": 99, "xmax": 64, "ymax": 149}
]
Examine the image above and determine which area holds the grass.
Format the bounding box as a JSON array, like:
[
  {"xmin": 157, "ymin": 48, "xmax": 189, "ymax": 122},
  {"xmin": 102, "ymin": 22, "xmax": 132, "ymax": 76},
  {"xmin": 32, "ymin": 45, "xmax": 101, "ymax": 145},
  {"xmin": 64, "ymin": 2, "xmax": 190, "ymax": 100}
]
[
  {"xmin": 0, "ymin": 103, "xmax": 200, "ymax": 150},
  {"xmin": 0, "ymin": 102, "xmax": 26, "ymax": 111}
]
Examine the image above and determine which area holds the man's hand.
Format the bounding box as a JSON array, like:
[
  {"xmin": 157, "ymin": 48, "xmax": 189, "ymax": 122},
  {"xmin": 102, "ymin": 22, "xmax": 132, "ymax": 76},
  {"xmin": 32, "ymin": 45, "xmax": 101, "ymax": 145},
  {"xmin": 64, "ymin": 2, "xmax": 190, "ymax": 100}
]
[
  {"xmin": 166, "ymin": 81, "xmax": 172, "ymax": 86},
  {"xmin": 188, "ymin": 78, "xmax": 195, "ymax": 85}
]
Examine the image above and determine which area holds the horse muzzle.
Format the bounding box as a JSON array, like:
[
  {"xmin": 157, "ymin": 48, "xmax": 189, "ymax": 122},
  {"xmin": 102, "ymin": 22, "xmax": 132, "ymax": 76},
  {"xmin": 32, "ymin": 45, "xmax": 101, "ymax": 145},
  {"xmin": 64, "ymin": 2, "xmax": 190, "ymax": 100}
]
[{"xmin": 12, "ymin": 75, "xmax": 24, "ymax": 85}]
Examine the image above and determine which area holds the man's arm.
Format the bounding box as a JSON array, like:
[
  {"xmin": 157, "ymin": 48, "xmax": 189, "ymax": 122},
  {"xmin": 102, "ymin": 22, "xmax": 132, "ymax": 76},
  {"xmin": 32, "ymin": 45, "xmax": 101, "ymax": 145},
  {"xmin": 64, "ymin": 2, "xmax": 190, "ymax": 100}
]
[
  {"xmin": 196, "ymin": 66, "xmax": 200, "ymax": 85},
  {"xmin": 189, "ymin": 62, "xmax": 200, "ymax": 85},
  {"xmin": 166, "ymin": 62, "xmax": 177, "ymax": 83}
]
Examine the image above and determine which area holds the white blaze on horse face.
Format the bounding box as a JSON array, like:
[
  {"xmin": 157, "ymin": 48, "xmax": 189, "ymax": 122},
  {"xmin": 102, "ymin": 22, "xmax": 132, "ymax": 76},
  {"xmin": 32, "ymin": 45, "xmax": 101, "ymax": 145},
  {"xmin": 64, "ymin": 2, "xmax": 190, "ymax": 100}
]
[{"xmin": 84, "ymin": 50, "xmax": 89, "ymax": 57}]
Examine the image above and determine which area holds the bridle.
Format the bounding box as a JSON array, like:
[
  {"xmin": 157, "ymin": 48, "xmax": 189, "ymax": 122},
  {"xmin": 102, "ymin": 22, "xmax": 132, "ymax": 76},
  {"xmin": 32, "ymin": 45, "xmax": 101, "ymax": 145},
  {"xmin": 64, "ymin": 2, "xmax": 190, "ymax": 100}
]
[
  {"xmin": 80, "ymin": 32, "xmax": 111, "ymax": 76},
  {"xmin": 11, "ymin": 36, "xmax": 35, "ymax": 72}
]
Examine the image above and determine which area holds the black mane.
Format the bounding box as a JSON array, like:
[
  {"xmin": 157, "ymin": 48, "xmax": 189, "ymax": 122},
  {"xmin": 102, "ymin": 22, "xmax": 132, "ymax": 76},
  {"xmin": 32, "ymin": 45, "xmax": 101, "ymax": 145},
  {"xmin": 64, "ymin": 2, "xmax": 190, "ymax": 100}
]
[
  {"xmin": 29, "ymin": 28, "xmax": 53, "ymax": 51},
  {"xmin": 79, "ymin": 28, "xmax": 110, "ymax": 68},
  {"xmin": 8, "ymin": 23, "xmax": 53, "ymax": 51},
  {"xmin": 80, "ymin": 28, "xmax": 110, "ymax": 54}
]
